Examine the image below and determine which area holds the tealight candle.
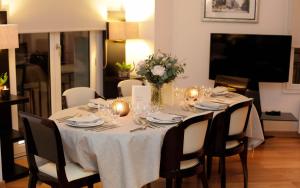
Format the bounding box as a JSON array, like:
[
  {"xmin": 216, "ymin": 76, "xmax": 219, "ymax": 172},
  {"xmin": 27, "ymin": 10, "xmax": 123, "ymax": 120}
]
[
  {"xmin": 111, "ymin": 99, "xmax": 130, "ymax": 117},
  {"xmin": 185, "ymin": 87, "xmax": 199, "ymax": 100},
  {"xmin": 189, "ymin": 88, "xmax": 199, "ymax": 98},
  {"xmin": 1, "ymin": 85, "xmax": 10, "ymax": 100}
]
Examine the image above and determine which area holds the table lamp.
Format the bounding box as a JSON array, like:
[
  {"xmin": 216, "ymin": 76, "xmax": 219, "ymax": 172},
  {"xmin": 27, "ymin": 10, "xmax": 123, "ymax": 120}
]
[
  {"xmin": 0, "ymin": 24, "xmax": 19, "ymax": 50},
  {"xmin": 0, "ymin": 24, "xmax": 19, "ymax": 99}
]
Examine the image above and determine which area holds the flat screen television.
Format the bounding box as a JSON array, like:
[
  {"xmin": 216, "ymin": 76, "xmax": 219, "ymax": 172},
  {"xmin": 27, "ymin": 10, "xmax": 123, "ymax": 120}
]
[{"xmin": 209, "ymin": 33, "xmax": 292, "ymax": 82}]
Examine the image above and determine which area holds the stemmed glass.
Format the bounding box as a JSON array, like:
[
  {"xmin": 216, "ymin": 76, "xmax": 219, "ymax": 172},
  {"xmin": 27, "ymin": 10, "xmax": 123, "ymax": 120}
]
[{"xmin": 132, "ymin": 102, "xmax": 151, "ymax": 125}]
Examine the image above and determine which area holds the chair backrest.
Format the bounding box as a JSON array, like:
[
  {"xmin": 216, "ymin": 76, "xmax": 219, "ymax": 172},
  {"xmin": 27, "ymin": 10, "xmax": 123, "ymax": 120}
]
[
  {"xmin": 214, "ymin": 75, "xmax": 249, "ymax": 95},
  {"xmin": 20, "ymin": 112, "xmax": 66, "ymax": 175},
  {"xmin": 206, "ymin": 100, "xmax": 252, "ymax": 155},
  {"xmin": 62, "ymin": 87, "xmax": 96, "ymax": 108},
  {"xmin": 181, "ymin": 113, "xmax": 213, "ymax": 154},
  {"xmin": 160, "ymin": 112, "xmax": 213, "ymax": 177},
  {"xmin": 117, "ymin": 79, "xmax": 143, "ymax": 97},
  {"xmin": 227, "ymin": 100, "xmax": 253, "ymax": 138}
]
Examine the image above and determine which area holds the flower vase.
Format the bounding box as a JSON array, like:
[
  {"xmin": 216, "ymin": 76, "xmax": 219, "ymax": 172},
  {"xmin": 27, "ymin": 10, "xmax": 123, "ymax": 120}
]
[{"xmin": 151, "ymin": 84, "xmax": 162, "ymax": 108}]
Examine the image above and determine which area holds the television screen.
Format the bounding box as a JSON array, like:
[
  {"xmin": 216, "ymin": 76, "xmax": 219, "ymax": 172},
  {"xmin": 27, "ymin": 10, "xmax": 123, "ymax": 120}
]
[{"xmin": 209, "ymin": 33, "xmax": 292, "ymax": 82}]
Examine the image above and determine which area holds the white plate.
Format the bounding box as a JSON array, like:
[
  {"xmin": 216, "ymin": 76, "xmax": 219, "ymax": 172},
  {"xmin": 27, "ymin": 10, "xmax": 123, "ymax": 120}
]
[
  {"xmin": 65, "ymin": 119, "xmax": 104, "ymax": 128},
  {"xmin": 87, "ymin": 103, "xmax": 99, "ymax": 109},
  {"xmin": 193, "ymin": 104, "xmax": 226, "ymax": 111},
  {"xmin": 146, "ymin": 116, "xmax": 180, "ymax": 124}
]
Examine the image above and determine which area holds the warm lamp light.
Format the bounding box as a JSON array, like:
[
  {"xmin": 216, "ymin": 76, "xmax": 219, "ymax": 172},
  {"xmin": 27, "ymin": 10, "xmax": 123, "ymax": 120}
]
[
  {"xmin": 108, "ymin": 21, "xmax": 139, "ymax": 41},
  {"xmin": 0, "ymin": 0, "xmax": 9, "ymax": 10},
  {"xmin": 111, "ymin": 99, "xmax": 130, "ymax": 116},
  {"xmin": 0, "ymin": 24, "xmax": 19, "ymax": 50}
]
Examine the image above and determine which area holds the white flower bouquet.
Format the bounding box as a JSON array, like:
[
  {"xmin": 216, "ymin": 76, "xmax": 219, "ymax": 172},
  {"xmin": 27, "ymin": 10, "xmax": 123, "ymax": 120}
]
[
  {"xmin": 136, "ymin": 52, "xmax": 185, "ymax": 87},
  {"xmin": 136, "ymin": 52, "xmax": 185, "ymax": 106}
]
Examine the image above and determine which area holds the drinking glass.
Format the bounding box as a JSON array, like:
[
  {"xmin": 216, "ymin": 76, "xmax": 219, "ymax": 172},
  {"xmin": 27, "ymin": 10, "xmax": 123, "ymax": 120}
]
[{"xmin": 132, "ymin": 102, "xmax": 150, "ymax": 125}]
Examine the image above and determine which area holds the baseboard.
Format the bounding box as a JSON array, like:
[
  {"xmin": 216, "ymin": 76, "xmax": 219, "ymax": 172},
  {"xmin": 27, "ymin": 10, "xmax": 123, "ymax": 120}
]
[
  {"xmin": 0, "ymin": 181, "xmax": 6, "ymax": 188},
  {"xmin": 265, "ymin": 131, "xmax": 300, "ymax": 138}
]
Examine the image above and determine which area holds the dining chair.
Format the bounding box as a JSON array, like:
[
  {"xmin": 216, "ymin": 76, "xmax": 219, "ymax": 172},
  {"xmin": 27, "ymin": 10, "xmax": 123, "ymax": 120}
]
[
  {"xmin": 214, "ymin": 75, "xmax": 250, "ymax": 95},
  {"xmin": 117, "ymin": 79, "xmax": 143, "ymax": 97},
  {"xmin": 19, "ymin": 111, "xmax": 100, "ymax": 188},
  {"xmin": 206, "ymin": 100, "xmax": 253, "ymax": 188},
  {"xmin": 62, "ymin": 87, "xmax": 103, "ymax": 109},
  {"xmin": 159, "ymin": 112, "xmax": 214, "ymax": 188}
]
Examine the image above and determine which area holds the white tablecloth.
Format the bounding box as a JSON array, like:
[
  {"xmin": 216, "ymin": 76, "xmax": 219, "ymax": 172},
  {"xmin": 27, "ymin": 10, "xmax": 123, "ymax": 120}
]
[
  {"xmin": 49, "ymin": 93, "xmax": 264, "ymax": 188},
  {"xmin": 50, "ymin": 110, "xmax": 169, "ymax": 188}
]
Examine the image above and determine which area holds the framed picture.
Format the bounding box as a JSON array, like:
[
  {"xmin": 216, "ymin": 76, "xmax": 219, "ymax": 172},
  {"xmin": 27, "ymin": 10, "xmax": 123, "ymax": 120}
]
[{"xmin": 202, "ymin": 0, "xmax": 259, "ymax": 23}]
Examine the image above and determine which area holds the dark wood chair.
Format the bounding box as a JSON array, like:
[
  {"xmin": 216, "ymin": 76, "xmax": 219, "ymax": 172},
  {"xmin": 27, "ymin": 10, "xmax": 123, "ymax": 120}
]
[
  {"xmin": 206, "ymin": 100, "xmax": 253, "ymax": 188},
  {"xmin": 19, "ymin": 111, "xmax": 100, "ymax": 188},
  {"xmin": 214, "ymin": 75, "xmax": 250, "ymax": 95},
  {"xmin": 62, "ymin": 87, "xmax": 104, "ymax": 109},
  {"xmin": 159, "ymin": 112, "xmax": 214, "ymax": 188}
]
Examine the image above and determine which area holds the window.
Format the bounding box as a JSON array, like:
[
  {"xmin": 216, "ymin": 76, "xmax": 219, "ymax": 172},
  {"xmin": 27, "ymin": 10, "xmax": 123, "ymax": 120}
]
[{"xmin": 285, "ymin": 47, "xmax": 300, "ymax": 92}]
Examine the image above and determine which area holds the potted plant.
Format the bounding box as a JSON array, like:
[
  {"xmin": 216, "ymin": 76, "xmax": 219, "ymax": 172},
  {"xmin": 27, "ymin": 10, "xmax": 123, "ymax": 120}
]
[
  {"xmin": 115, "ymin": 62, "xmax": 134, "ymax": 78},
  {"xmin": 0, "ymin": 72, "xmax": 8, "ymax": 90}
]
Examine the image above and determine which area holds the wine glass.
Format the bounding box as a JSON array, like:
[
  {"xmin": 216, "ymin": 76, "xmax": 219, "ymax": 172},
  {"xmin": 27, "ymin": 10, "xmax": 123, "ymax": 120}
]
[{"xmin": 132, "ymin": 102, "xmax": 150, "ymax": 125}]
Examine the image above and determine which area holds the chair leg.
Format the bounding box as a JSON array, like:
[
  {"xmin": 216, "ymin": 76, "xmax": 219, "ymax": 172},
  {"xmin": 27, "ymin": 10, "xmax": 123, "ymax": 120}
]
[
  {"xmin": 198, "ymin": 172, "xmax": 209, "ymax": 188},
  {"xmin": 220, "ymin": 156, "xmax": 226, "ymax": 188},
  {"xmin": 207, "ymin": 156, "xmax": 212, "ymax": 179},
  {"xmin": 166, "ymin": 178, "xmax": 173, "ymax": 188},
  {"xmin": 239, "ymin": 149, "xmax": 248, "ymax": 188},
  {"xmin": 175, "ymin": 177, "xmax": 182, "ymax": 188},
  {"xmin": 28, "ymin": 174, "xmax": 37, "ymax": 188}
]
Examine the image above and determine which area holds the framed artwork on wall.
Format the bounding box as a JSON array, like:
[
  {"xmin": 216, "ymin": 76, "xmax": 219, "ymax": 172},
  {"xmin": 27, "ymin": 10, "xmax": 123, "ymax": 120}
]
[{"xmin": 202, "ymin": 0, "xmax": 259, "ymax": 23}]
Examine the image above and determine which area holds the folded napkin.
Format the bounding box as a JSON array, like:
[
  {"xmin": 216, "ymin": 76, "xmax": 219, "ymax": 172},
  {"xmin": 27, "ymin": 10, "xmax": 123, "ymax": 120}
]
[
  {"xmin": 65, "ymin": 114, "xmax": 101, "ymax": 125},
  {"xmin": 148, "ymin": 111, "xmax": 182, "ymax": 122},
  {"xmin": 88, "ymin": 98, "xmax": 107, "ymax": 108},
  {"xmin": 212, "ymin": 86, "xmax": 228, "ymax": 94},
  {"xmin": 195, "ymin": 101, "xmax": 228, "ymax": 110}
]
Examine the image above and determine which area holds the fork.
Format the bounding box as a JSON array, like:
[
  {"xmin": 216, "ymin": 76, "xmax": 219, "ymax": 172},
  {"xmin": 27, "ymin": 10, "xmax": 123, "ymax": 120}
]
[{"xmin": 130, "ymin": 125, "xmax": 147, "ymax": 132}]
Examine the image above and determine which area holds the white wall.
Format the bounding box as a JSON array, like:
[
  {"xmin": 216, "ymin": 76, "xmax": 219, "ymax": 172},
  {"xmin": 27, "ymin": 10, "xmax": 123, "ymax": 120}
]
[{"xmin": 155, "ymin": 0, "xmax": 300, "ymax": 117}]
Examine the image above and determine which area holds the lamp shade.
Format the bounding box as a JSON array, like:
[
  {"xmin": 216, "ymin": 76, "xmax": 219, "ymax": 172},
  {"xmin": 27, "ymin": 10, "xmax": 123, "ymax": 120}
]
[
  {"xmin": 0, "ymin": 24, "xmax": 19, "ymax": 49},
  {"xmin": 108, "ymin": 22, "xmax": 139, "ymax": 41}
]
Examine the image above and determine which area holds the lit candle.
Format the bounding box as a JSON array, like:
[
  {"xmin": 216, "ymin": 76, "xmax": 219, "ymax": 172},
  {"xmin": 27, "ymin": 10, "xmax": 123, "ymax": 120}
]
[
  {"xmin": 116, "ymin": 103, "xmax": 124, "ymax": 114},
  {"xmin": 189, "ymin": 88, "xmax": 199, "ymax": 98},
  {"xmin": 1, "ymin": 85, "xmax": 10, "ymax": 100},
  {"xmin": 185, "ymin": 87, "xmax": 199, "ymax": 99},
  {"xmin": 112, "ymin": 99, "xmax": 130, "ymax": 117}
]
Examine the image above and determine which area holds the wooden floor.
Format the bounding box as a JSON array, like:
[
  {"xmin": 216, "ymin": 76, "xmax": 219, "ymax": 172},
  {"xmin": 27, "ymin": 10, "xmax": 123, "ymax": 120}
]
[{"xmin": 4, "ymin": 137, "xmax": 300, "ymax": 188}]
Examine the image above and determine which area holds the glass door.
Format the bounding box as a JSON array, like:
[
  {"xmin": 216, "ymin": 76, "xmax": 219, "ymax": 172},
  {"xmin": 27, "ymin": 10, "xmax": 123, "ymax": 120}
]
[
  {"xmin": 15, "ymin": 31, "xmax": 92, "ymax": 117},
  {"xmin": 60, "ymin": 32, "xmax": 90, "ymax": 93},
  {"xmin": 15, "ymin": 33, "xmax": 51, "ymax": 118}
]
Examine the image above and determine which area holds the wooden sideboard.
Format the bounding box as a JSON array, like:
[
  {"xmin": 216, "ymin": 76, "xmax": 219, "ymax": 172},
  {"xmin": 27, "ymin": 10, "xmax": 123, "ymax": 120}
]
[{"xmin": 0, "ymin": 95, "xmax": 29, "ymax": 181}]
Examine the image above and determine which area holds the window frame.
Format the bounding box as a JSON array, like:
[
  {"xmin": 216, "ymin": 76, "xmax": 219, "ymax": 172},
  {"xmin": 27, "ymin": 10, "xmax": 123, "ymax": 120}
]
[{"xmin": 284, "ymin": 45, "xmax": 300, "ymax": 93}]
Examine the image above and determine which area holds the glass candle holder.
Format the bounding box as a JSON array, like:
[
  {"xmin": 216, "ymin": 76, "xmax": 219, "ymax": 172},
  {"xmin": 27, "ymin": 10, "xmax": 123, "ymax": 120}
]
[
  {"xmin": 111, "ymin": 99, "xmax": 130, "ymax": 117},
  {"xmin": 1, "ymin": 85, "xmax": 10, "ymax": 100}
]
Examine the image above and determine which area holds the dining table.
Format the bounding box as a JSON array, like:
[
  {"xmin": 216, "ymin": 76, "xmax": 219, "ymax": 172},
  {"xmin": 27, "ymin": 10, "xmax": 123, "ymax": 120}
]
[{"xmin": 49, "ymin": 92, "xmax": 264, "ymax": 188}]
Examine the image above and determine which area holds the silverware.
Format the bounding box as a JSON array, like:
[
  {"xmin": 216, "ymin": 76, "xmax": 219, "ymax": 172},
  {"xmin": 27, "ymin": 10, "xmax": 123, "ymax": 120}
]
[
  {"xmin": 85, "ymin": 124, "xmax": 119, "ymax": 132},
  {"xmin": 148, "ymin": 122, "xmax": 162, "ymax": 128},
  {"xmin": 130, "ymin": 125, "xmax": 147, "ymax": 132}
]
